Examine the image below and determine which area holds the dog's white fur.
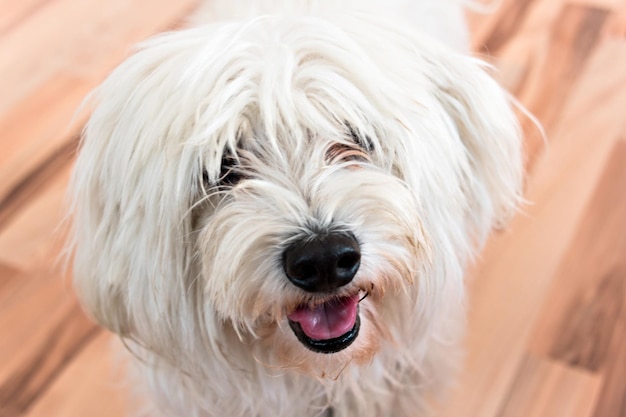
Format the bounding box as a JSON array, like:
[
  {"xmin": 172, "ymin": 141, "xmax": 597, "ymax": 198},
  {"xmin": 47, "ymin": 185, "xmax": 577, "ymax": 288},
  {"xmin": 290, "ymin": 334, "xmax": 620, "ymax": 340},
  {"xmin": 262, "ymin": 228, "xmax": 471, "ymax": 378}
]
[{"xmin": 69, "ymin": 1, "xmax": 523, "ymax": 416}]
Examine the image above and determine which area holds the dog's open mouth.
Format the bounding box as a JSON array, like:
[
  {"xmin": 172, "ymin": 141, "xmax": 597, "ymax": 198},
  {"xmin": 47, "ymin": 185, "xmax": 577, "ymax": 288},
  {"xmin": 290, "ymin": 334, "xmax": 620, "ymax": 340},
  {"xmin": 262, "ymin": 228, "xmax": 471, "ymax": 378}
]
[{"xmin": 287, "ymin": 294, "xmax": 360, "ymax": 354}]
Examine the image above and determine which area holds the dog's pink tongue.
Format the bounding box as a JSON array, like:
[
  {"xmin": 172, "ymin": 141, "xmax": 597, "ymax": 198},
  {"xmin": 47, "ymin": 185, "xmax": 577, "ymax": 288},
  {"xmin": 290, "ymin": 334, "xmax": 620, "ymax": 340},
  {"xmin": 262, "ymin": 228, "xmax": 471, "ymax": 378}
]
[{"xmin": 288, "ymin": 295, "xmax": 359, "ymax": 340}]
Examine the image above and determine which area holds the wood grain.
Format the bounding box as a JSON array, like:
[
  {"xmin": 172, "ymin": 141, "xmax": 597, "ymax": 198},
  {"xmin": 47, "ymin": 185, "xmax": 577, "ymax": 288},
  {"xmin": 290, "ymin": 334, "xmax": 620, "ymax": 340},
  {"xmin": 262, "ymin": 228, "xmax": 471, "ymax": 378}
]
[
  {"xmin": 0, "ymin": 267, "xmax": 99, "ymax": 415},
  {"xmin": 496, "ymin": 355, "xmax": 601, "ymax": 417},
  {"xmin": 477, "ymin": 0, "xmax": 538, "ymax": 55},
  {"xmin": 0, "ymin": 0, "xmax": 52, "ymax": 36},
  {"xmin": 439, "ymin": 3, "xmax": 626, "ymax": 417},
  {"xmin": 0, "ymin": 0, "xmax": 199, "ymax": 236},
  {"xmin": 0, "ymin": 1, "xmax": 625, "ymax": 417},
  {"xmin": 0, "ymin": 162, "xmax": 72, "ymax": 269},
  {"xmin": 0, "ymin": 304, "xmax": 99, "ymax": 417},
  {"xmin": 22, "ymin": 332, "xmax": 127, "ymax": 417},
  {"xmin": 530, "ymin": 141, "xmax": 626, "ymax": 372},
  {"xmin": 591, "ymin": 285, "xmax": 626, "ymax": 417}
]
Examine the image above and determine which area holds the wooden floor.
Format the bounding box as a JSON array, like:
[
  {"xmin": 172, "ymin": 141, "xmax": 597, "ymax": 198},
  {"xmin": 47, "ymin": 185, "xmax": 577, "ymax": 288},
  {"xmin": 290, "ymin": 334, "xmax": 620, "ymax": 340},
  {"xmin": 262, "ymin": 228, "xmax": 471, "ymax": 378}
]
[{"xmin": 1, "ymin": 0, "xmax": 625, "ymax": 416}]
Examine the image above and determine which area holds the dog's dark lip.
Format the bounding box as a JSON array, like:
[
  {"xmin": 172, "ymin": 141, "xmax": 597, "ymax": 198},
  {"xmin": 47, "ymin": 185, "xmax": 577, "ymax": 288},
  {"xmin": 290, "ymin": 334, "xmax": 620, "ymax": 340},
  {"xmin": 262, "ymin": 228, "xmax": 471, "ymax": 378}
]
[{"xmin": 288, "ymin": 307, "xmax": 360, "ymax": 354}]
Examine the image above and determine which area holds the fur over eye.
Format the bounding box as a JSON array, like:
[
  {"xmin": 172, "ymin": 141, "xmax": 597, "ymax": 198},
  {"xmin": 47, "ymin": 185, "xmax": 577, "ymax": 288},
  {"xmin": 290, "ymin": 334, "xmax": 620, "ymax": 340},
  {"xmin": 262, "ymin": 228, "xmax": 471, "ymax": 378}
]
[{"xmin": 346, "ymin": 124, "xmax": 375, "ymax": 152}]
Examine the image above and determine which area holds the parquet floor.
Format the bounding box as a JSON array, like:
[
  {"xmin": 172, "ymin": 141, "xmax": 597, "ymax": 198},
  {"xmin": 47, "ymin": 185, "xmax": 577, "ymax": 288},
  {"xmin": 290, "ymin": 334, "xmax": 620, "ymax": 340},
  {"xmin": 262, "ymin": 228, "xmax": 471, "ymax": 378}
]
[{"xmin": 0, "ymin": 1, "xmax": 624, "ymax": 416}]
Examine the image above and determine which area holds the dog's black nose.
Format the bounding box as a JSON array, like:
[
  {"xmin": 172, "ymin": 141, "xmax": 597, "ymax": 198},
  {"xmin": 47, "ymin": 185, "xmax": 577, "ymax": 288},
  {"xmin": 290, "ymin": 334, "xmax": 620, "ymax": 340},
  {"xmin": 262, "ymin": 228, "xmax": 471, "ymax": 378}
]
[{"xmin": 283, "ymin": 232, "xmax": 361, "ymax": 293}]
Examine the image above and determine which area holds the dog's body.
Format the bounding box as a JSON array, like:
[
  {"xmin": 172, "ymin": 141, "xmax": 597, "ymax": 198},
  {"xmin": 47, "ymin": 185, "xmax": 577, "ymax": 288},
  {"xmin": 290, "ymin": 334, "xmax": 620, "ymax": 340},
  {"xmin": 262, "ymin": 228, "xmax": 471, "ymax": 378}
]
[{"xmin": 69, "ymin": 1, "xmax": 523, "ymax": 416}]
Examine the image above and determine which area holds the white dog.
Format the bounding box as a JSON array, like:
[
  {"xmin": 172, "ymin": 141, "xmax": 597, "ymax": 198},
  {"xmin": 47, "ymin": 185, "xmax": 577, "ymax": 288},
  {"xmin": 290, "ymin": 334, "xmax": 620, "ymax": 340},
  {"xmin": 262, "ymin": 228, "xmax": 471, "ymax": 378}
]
[{"xmin": 69, "ymin": 1, "xmax": 523, "ymax": 416}]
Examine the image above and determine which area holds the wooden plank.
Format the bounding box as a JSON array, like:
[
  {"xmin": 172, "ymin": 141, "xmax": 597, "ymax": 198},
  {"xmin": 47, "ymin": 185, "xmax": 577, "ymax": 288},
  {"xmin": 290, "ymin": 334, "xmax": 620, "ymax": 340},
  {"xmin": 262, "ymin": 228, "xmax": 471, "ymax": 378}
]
[
  {"xmin": 0, "ymin": 162, "xmax": 72, "ymax": 270},
  {"xmin": 22, "ymin": 332, "xmax": 127, "ymax": 417},
  {"xmin": 469, "ymin": 3, "xmax": 611, "ymax": 171},
  {"xmin": 572, "ymin": 0, "xmax": 626, "ymax": 11},
  {"xmin": 496, "ymin": 355, "xmax": 601, "ymax": 417},
  {"xmin": 468, "ymin": 0, "xmax": 567, "ymax": 57},
  {"xmin": 0, "ymin": 305, "xmax": 100, "ymax": 417},
  {"xmin": 0, "ymin": 0, "xmax": 52, "ymax": 35},
  {"xmin": 516, "ymin": 4, "xmax": 608, "ymax": 125},
  {"xmin": 0, "ymin": 264, "xmax": 100, "ymax": 417},
  {"xmin": 506, "ymin": 4, "xmax": 608, "ymax": 168},
  {"xmin": 472, "ymin": 0, "xmax": 540, "ymax": 55},
  {"xmin": 0, "ymin": 0, "xmax": 199, "ymax": 230},
  {"xmin": 466, "ymin": 0, "xmax": 553, "ymax": 55},
  {"xmin": 0, "ymin": 263, "xmax": 22, "ymax": 310},
  {"xmin": 438, "ymin": 32, "xmax": 626, "ymax": 417},
  {"xmin": 0, "ymin": 0, "xmax": 198, "ymax": 114},
  {"xmin": 0, "ymin": 77, "xmax": 86, "ymax": 233},
  {"xmin": 604, "ymin": 4, "xmax": 626, "ymax": 36},
  {"xmin": 591, "ymin": 274, "xmax": 626, "ymax": 417},
  {"xmin": 0, "ymin": 153, "xmax": 90, "ymax": 417},
  {"xmin": 0, "ymin": 269, "xmax": 87, "ymax": 373},
  {"xmin": 0, "ymin": 131, "xmax": 77, "ymax": 232},
  {"xmin": 529, "ymin": 140, "xmax": 626, "ymax": 372}
]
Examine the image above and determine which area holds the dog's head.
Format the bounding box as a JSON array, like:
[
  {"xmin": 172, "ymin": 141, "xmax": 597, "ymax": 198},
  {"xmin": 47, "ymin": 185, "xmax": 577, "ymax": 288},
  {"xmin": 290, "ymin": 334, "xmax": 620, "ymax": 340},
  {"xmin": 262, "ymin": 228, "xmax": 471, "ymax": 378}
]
[{"xmin": 70, "ymin": 14, "xmax": 522, "ymax": 378}]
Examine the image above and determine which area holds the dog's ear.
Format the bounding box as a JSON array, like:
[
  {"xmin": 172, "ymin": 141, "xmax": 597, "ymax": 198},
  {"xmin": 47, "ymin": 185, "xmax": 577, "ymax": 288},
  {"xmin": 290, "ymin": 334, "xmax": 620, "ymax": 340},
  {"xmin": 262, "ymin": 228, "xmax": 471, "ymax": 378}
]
[
  {"xmin": 422, "ymin": 45, "xmax": 525, "ymax": 243},
  {"xmin": 67, "ymin": 46, "xmax": 199, "ymax": 348}
]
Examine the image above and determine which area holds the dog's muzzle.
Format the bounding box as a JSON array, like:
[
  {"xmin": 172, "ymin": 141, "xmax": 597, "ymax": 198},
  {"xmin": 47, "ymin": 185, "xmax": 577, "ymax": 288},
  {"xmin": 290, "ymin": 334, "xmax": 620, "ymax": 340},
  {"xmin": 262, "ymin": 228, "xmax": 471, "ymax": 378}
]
[{"xmin": 283, "ymin": 232, "xmax": 361, "ymax": 353}]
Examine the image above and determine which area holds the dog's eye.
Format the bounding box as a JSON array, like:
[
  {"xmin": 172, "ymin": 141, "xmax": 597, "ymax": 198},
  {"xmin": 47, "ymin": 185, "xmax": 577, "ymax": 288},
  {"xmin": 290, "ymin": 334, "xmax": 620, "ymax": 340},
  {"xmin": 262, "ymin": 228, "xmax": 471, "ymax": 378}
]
[
  {"xmin": 200, "ymin": 153, "xmax": 245, "ymax": 189},
  {"xmin": 326, "ymin": 143, "xmax": 369, "ymax": 164},
  {"xmin": 218, "ymin": 154, "xmax": 244, "ymax": 186}
]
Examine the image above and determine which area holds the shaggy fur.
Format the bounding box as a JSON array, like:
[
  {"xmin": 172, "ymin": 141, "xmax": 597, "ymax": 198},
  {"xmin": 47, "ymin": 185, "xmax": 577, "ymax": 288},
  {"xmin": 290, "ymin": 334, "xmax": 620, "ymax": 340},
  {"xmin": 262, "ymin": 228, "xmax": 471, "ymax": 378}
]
[{"xmin": 68, "ymin": 1, "xmax": 523, "ymax": 416}]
